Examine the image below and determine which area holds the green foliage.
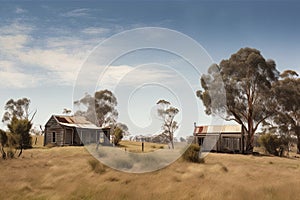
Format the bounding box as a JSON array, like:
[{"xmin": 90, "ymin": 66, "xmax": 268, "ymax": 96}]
[
  {"xmin": 8, "ymin": 116, "xmax": 32, "ymax": 149},
  {"xmin": 258, "ymin": 133, "xmax": 288, "ymax": 156},
  {"xmin": 271, "ymin": 70, "xmax": 300, "ymax": 153},
  {"xmin": 2, "ymin": 97, "xmax": 31, "ymax": 123},
  {"xmin": 182, "ymin": 144, "xmax": 204, "ymax": 163},
  {"xmin": 74, "ymin": 90, "xmax": 118, "ymax": 127},
  {"xmin": 0, "ymin": 129, "xmax": 8, "ymax": 159},
  {"xmin": 112, "ymin": 127, "xmax": 123, "ymax": 146},
  {"xmin": 0, "ymin": 131, "xmax": 20, "ymax": 159},
  {"xmin": 0, "ymin": 129, "xmax": 8, "ymax": 146},
  {"xmin": 156, "ymin": 99, "xmax": 179, "ymax": 149},
  {"xmin": 197, "ymin": 48, "xmax": 280, "ymax": 152},
  {"xmin": 1, "ymin": 97, "xmax": 34, "ymax": 159}
]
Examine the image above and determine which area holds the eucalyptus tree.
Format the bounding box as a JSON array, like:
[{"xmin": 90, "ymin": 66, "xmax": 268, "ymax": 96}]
[
  {"xmin": 156, "ymin": 100, "xmax": 179, "ymax": 149},
  {"xmin": 272, "ymin": 70, "xmax": 300, "ymax": 153},
  {"xmin": 197, "ymin": 48, "xmax": 279, "ymax": 152},
  {"xmin": 74, "ymin": 89, "xmax": 118, "ymax": 127},
  {"xmin": 1, "ymin": 97, "xmax": 35, "ymax": 157}
]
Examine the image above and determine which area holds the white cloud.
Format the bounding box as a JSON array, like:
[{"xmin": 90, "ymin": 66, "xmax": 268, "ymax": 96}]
[
  {"xmin": 0, "ymin": 22, "xmax": 33, "ymax": 35},
  {"xmin": 45, "ymin": 36, "xmax": 102, "ymax": 50},
  {"xmin": 0, "ymin": 22, "xmax": 32, "ymax": 52},
  {"xmin": 0, "ymin": 60, "xmax": 40, "ymax": 88},
  {"xmin": 18, "ymin": 48, "xmax": 84, "ymax": 85},
  {"xmin": 62, "ymin": 8, "xmax": 90, "ymax": 17},
  {"xmin": 15, "ymin": 7, "xmax": 27, "ymax": 14},
  {"xmin": 0, "ymin": 34, "xmax": 29, "ymax": 51},
  {"xmin": 0, "ymin": 22, "xmax": 92, "ymax": 88},
  {"xmin": 96, "ymin": 65, "xmax": 179, "ymax": 90},
  {"xmin": 1, "ymin": 22, "xmax": 179, "ymax": 89},
  {"xmin": 82, "ymin": 27, "xmax": 110, "ymax": 35}
]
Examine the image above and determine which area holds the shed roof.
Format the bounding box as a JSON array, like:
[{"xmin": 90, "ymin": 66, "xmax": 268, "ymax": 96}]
[
  {"xmin": 53, "ymin": 115, "xmax": 100, "ymax": 130},
  {"xmin": 194, "ymin": 125, "xmax": 241, "ymax": 135}
]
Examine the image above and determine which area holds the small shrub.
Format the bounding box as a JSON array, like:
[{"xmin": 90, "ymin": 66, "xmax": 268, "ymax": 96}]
[
  {"xmin": 221, "ymin": 166, "xmax": 228, "ymax": 172},
  {"xmin": 258, "ymin": 133, "xmax": 288, "ymax": 156},
  {"xmin": 112, "ymin": 127, "xmax": 123, "ymax": 146},
  {"xmin": 7, "ymin": 149, "xmax": 15, "ymax": 159},
  {"xmin": 106, "ymin": 177, "xmax": 119, "ymax": 182},
  {"xmin": 182, "ymin": 144, "xmax": 204, "ymax": 163},
  {"xmin": 113, "ymin": 158, "xmax": 133, "ymax": 169},
  {"xmin": 88, "ymin": 159, "xmax": 106, "ymax": 174}
]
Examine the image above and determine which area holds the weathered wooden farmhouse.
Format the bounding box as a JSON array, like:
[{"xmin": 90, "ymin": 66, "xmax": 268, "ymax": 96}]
[
  {"xmin": 194, "ymin": 124, "xmax": 243, "ymax": 153},
  {"xmin": 44, "ymin": 115, "xmax": 110, "ymax": 146}
]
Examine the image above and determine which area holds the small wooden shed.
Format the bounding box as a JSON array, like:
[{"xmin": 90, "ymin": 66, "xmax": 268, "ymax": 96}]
[
  {"xmin": 194, "ymin": 124, "xmax": 243, "ymax": 153},
  {"xmin": 44, "ymin": 115, "xmax": 110, "ymax": 146}
]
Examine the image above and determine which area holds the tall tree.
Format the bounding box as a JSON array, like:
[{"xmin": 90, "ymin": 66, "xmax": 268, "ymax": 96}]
[
  {"xmin": 2, "ymin": 98, "xmax": 31, "ymax": 123},
  {"xmin": 197, "ymin": 48, "xmax": 279, "ymax": 152},
  {"xmin": 156, "ymin": 100, "xmax": 179, "ymax": 149},
  {"xmin": 1, "ymin": 98, "xmax": 35, "ymax": 157},
  {"xmin": 271, "ymin": 70, "xmax": 300, "ymax": 153},
  {"xmin": 74, "ymin": 90, "xmax": 118, "ymax": 127}
]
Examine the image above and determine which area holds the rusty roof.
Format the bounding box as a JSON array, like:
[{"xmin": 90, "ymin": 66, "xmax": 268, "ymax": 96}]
[
  {"xmin": 53, "ymin": 115, "xmax": 100, "ymax": 130},
  {"xmin": 194, "ymin": 125, "xmax": 241, "ymax": 135}
]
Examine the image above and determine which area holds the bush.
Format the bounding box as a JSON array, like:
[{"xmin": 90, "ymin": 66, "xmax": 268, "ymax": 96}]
[
  {"xmin": 182, "ymin": 144, "xmax": 204, "ymax": 163},
  {"xmin": 258, "ymin": 133, "xmax": 288, "ymax": 156},
  {"xmin": 88, "ymin": 159, "xmax": 106, "ymax": 174},
  {"xmin": 112, "ymin": 127, "xmax": 123, "ymax": 146},
  {"xmin": 112, "ymin": 158, "xmax": 133, "ymax": 169}
]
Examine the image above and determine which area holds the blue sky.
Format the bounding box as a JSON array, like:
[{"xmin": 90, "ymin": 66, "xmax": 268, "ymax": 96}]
[{"xmin": 0, "ymin": 1, "xmax": 299, "ymax": 136}]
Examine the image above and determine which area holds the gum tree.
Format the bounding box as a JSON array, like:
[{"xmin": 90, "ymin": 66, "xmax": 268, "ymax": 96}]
[
  {"xmin": 272, "ymin": 70, "xmax": 300, "ymax": 153},
  {"xmin": 74, "ymin": 89, "xmax": 118, "ymax": 127},
  {"xmin": 1, "ymin": 98, "xmax": 35, "ymax": 157},
  {"xmin": 197, "ymin": 48, "xmax": 279, "ymax": 153},
  {"xmin": 156, "ymin": 100, "xmax": 179, "ymax": 149}
]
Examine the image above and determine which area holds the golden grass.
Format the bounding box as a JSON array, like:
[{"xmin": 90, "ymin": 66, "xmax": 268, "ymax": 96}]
[
  {"xmin": 0, "ymin": 146, "xmax": 300, "ymax": 200},
  {"xmin": 118, "ymin": 140, "xmax": 166, "ymax": 153},
  {"xmin": 31, "ymin": 135, "xmax": 44, "ymax": 148}
]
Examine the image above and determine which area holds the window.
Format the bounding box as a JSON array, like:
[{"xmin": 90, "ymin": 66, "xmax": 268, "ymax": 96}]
[{"xmin": 52, "ymin": 132, "xmax": 56, "ymax": 143}]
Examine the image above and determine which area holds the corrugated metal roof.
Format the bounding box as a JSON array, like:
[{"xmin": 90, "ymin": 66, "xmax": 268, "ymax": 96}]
[
  {"xmin": 194, "ymin": 125, "xmax": 241, "ymax": 135},
  {"xmin": 53, "ymin": 115, "xmax": 100, "ymax": 130},
  {"xmin": 58, "ymin": 122, "xmax": 100, "ymax": 130}
]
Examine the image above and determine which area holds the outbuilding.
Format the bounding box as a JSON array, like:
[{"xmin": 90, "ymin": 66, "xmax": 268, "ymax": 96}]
[
  {"xmin": 44, "ymin": 115, "xmax": 110, "ymax": 146},
  {"xmin": 194, "ymin": 124, "xmax": 244, "ymax": 153}
]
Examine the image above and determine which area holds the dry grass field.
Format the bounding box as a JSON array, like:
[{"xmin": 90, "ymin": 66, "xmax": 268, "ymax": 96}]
[
  {"xmin": 118, "ymin": 140, "xmax": 166, "ymax": 153},
  {"xmin": 0, "ymin": 145, "xmax": 300, "ymax": 200}
]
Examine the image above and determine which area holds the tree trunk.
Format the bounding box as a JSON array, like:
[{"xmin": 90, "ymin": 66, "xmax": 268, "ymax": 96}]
[
  {"xmin": 170, "ymin": 141, "xmax": 174, "ymax": 149},
  {"xmin": 296, "ymin": 126, "xmax": 300, "ymax": 154},
  {"xmin": 169, "ymin": 133, "xmax": 174, "ymax": 149},
  {"xmin": 297, "ymin": 133, "xmax": 300, "ymax": 154},
  {"xmin": 241, "ymin": 126, "xmax": 246, "ymax": 154},
  {"xmin": 18, "ymin": 143, "xmax": 23, "ymax": 157},
  {"xmin": 246, "ymin": 129, "xmax": 254, "ymax": 153},
  {"xmin": 246, "ymin": 118, "xmax": 255, "ymax": 153},
  {"xmin": 297, "ymin": 138, "xmax": 300, "ymax": 154}
]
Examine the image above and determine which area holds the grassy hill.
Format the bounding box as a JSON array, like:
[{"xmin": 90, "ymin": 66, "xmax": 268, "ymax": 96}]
[{"xmin": 0, "ymin": 146, "xmax": 300, "ymax": 200}]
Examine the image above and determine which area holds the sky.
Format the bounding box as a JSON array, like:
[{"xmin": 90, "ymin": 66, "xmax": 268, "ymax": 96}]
[{"xmin": 0, "ymin": 1, "xmax": 300, "ymax": 137}]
